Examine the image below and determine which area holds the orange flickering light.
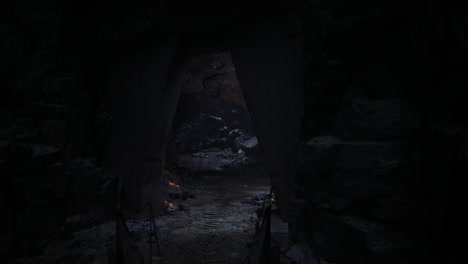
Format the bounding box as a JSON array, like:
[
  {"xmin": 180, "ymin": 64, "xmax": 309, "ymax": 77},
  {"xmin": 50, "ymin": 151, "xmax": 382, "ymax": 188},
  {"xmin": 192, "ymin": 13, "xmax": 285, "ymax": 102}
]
[
  {"xmin": 168, "ymin": 181, "xmax": 180, "ymax": 187},
  {"xmin": 164, "ymin": 201, "xmax": 176, "ymax": 208}
]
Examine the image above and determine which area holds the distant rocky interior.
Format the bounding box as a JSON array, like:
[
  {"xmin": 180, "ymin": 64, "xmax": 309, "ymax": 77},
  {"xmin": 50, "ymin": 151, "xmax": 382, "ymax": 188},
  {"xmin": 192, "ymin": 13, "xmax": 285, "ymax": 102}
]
[
  {"xmin": 170, "ymin": 53, "xmax": 262, "ymax": 171},
  {"xmin": 1, "ymin": 1, "xmax": 467, "ymax": 264}
]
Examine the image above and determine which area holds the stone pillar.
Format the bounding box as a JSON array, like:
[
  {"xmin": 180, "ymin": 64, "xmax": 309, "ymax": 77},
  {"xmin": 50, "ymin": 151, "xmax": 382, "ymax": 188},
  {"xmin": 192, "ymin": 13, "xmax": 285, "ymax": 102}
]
[
  {"xmin": 228, "ymin": 13, "xmax": 304, "ymax": 220},
  {"xmin": 109, "ymin": 37, "xmax": 181, "ymax": 214}
]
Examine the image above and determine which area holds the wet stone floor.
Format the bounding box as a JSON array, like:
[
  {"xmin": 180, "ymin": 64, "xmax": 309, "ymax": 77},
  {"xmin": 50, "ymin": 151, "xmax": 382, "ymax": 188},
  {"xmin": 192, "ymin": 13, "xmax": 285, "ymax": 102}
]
[
  {"xmin": 158, "ymin": 168, "xmax": 271, "ymax": 264},
  {"xmin": 12, "ymin": 168, "xmax": 272, "ymax": 264}
]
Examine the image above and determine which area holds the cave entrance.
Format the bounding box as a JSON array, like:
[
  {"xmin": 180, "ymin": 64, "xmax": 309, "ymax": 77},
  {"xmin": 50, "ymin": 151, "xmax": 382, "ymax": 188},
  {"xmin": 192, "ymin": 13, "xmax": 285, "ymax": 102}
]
[
  {"xmin": 109, "ymin": 20, "xmax": 303, "ymax": 262},
  {"xmin": 158, "ymin": 52, "xmax": 273, "ymax": 263}
]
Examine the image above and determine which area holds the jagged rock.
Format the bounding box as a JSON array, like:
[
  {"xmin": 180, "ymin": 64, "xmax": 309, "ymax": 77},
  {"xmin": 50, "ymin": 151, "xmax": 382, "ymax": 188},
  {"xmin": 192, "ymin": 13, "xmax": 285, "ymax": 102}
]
[
  {"xmin": 81, "ymin": 247, "xmax": 99, "ymax": 263},
  {"xmin": 228, "ymin": 252, "xmax": 242, "ymax": 263},
  {"xmin": 65, "ymin": 158, "xmax": 97, "ymax": 177},
  {"xmin": 39, "ymin": 120, "xmax": 66, "ymax": 144},
  {"xmin": 41, "ymin": 104, "xmax": 65, "ymax": 119},
  {"xmin": 270, "ymin": 213, "xmax": 291, "ymax": 252},
  {"xmin": 242, "ymin": 136, "xmax": 258, "ymax": 149},
  {"xmin": 10, "ymin": 131, "xmax": 38, "ymax": 144},
  {"xmin": 99, "ymin": 178, "xmax": 117, "ymax": 203},
  {"xmin": 63, "ymin": 215, "xmax": 83, "ymax": 233},
  {"xmin": 0, "ymin": 127, "xmax": 12, "ymax": 139},
  {"xmin": 285, "ymin": 243, "xmax": 319, "ymax": 264},
  {"xmin": 253, "ymin": 193, "xmax": 269, "ymax": 201},
  {"xmin": 169, "ymin": 192, "xmax": 181, "ymax": 200},
  {"xmin": 14, "ymin": 201, "xmax": 64, "ymax": 255},
  {"xmin": 0, "ymin": 140, "xmax": 6, "ymax": 160},
  {"xmin": 45, "ymin": 162, "xmax": 69, "ymax": 200},
  {"xmin": 42, "ymin": 75, "xmax": 74, "ymax": 104},
  {"xmin": 178, "ymin": 148, "xmax": 247, "ymax": 170},
  {"xmin": 173, "ymin": 89, "xmax": 258, "ymax": 169},
  {"xmin": 31, "ymin": 144, "xmax": 63, "ymax": 173},
  {"xmin": 179, "ymin": 202, "xmax": 190, "ymax": 211},
  {"xmin": 299, "ymin": 137, "xmax": 424, "ymax": 222},
  {"xmin": 5, "ymin": 125, "xmax": 38, "ymax": 144},
  {"xmin": 67, "ymin": 160, "xmax": 103, "ymax": 215},
  {"xmin": 206, "ymin": 114, "xmax": 222, "ymax": 122},
  {"xmin": 6, "ymin": 143, "xmax": 61, "ymax": 180},
  {"xmin": 333, "ymin": 99, "xmax": 420, "ymax": 140},
  {"xmin": 14, "ymin": 118, "xmax": 34, "ymax": 129},
  {"xmin": 95, "ymin": 105, "xmax": 112, "ymax": 144},
  {"xmin": 21, "ymin": 102, "xmax": 66, "ymax": 121},
  {"xmin": 310, "ymin": 212, "xmax": 417, "ymax": 264}
]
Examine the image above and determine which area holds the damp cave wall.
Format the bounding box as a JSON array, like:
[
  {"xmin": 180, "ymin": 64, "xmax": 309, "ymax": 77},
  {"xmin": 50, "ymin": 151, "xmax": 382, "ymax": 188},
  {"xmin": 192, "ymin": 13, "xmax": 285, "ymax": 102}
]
[
  {"xmin": 296, "ymin": 1, "xmax": 467, "ymax": 263},
  {"xmin": 1, "ymin": 0, "xmax": 467, "ymax": 263}
]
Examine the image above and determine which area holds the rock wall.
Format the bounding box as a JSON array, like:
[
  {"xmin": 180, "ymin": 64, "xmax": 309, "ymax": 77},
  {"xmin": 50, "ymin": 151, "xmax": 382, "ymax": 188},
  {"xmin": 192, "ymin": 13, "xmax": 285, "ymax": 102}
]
[
  {"xmin": 0, "ymin": 0, "xmax": 133, "ymax": 261},
  {"xmin": 1, "ymin": 1, "xmax": 466, "ymax": 263},
  {"xmin": 293, "ymin": 1, "xmax": 468, "ymax": 263}
]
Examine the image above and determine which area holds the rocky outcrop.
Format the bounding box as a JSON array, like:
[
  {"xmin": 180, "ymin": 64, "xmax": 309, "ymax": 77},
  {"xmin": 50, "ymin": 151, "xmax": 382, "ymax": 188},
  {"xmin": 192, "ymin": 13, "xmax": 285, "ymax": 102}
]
[
  {"xmin": 294, "ymin": 137, "xmax": 425, "ymax": 263},
  {"xmin": 3, "ymin": 138, "xmax": 118, "ymax": 258},
  {"xmin": 294, "ymin": 1, "xmax": 468, "ymax": 263}
]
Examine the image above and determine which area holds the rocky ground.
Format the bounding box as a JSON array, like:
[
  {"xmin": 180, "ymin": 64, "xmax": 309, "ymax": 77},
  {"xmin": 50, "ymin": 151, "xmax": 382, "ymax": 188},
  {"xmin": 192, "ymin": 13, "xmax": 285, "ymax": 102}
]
[
  {"xmin": 9, "ymin": 167, "xmax": 279, "ymax": 264},
  {"xmin": 158, "ymin": 167, "xmax": 271, "ymax": 264}
]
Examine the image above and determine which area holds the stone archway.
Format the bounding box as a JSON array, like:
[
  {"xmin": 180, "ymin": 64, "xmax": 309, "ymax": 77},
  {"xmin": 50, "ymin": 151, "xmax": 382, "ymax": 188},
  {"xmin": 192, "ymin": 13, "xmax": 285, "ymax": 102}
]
[{"xmin": 108, "ymin": 13, "xmax": 304, "ymax": 219}]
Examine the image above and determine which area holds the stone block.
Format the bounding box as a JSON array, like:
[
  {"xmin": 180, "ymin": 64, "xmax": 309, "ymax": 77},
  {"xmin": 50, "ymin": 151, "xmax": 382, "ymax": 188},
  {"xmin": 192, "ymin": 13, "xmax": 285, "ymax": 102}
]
[
  {"xmin": 299, "ymin": 137, "xmax": 424, "ymax": 222},
  {"xmin": 333, "ymin": 99, "xmax": 420, "ymax": 140}
]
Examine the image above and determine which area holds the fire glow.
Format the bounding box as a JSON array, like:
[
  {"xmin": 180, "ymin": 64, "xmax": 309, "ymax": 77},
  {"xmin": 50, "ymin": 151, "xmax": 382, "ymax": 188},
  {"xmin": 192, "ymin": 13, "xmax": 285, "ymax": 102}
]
[
  {"xmin": 168, "ymin": 181, "xmax": 180, "ymax": 188},
  {"xmin": 164, "ymin": 201, "xmax": 176, "ymax": 209}
]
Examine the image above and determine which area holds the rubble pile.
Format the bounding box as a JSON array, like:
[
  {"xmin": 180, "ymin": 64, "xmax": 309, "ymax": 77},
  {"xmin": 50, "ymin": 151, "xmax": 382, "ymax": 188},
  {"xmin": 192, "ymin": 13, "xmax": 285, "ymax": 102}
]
[{"xmin": 172, "ymin": 98, "xmax": 261, "ymax": 170}]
